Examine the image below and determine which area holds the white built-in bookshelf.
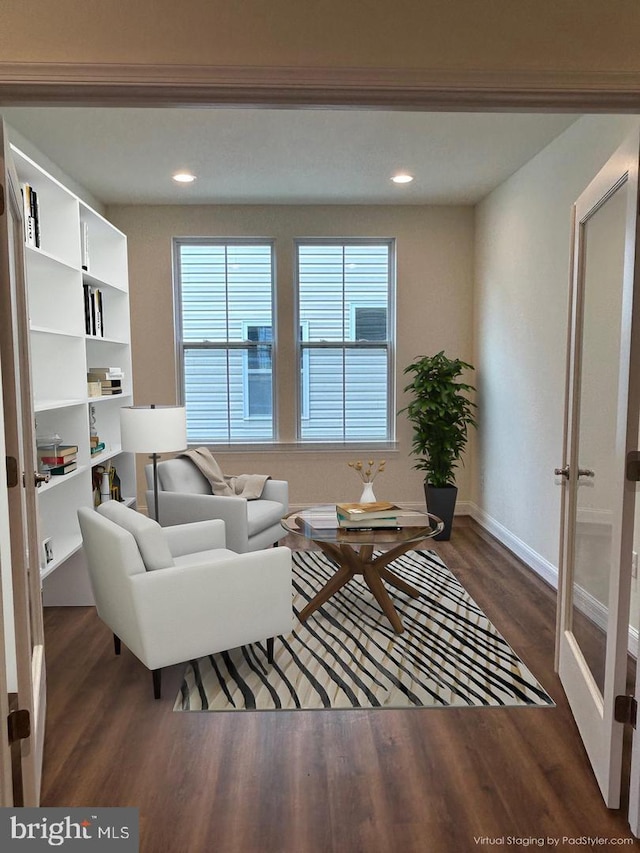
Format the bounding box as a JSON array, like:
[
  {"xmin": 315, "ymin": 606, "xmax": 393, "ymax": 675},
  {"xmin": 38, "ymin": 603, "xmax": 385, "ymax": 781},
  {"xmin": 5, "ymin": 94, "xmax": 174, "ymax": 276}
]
[{"xmin": 11, "ymin": 144, "xmax": 135, "ymax": 591}]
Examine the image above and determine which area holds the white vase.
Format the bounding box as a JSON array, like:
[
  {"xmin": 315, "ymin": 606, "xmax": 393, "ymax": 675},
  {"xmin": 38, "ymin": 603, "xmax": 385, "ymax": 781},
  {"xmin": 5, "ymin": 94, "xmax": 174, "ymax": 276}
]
[
  {"xmin": 100, "ymin": 472, "xmax": 111, "ymax": 504},
  {"xmin": 359, "ymin": 481, "xmax": 376, "ymax": 503}
]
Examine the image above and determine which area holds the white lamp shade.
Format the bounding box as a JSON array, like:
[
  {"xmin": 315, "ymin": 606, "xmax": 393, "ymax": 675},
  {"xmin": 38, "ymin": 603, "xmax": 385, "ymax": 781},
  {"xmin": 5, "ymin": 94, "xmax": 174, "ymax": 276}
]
[{"xmin": 120, "ymin": 406, "xmax": 187, "ymax": 454}]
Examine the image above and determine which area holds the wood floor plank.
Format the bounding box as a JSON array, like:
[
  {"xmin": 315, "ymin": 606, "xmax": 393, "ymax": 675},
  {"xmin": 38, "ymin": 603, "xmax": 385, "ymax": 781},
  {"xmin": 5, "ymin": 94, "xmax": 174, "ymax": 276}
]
[{"xmin": 40, "ymin": 519, "xmax": 640, "ymax": 851}]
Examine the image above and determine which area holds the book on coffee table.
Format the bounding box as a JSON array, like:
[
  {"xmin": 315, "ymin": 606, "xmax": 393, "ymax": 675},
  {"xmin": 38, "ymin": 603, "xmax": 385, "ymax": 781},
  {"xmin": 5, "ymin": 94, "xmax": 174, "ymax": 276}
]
[{"xmin": 336, "ymin": 501, "xmax": 399, "ymax": 520}]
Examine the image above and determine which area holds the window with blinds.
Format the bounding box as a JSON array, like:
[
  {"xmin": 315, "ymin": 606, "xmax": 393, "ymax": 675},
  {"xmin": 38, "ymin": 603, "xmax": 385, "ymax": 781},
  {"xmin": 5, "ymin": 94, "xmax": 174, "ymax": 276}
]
[
  {"xmin": 175, "ymin": 240, "xmax": 275, "ymax": 443},
  {"xmin": 296, "ymin": 240, "xmax": 394, "ymax": 442}
]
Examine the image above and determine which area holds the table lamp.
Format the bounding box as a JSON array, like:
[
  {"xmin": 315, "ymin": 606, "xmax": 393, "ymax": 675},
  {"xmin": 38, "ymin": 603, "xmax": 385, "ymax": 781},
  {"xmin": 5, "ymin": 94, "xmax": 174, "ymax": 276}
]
[{"xmin": 120, "ymin": 405, "xmax": 187, "ymax": 524}]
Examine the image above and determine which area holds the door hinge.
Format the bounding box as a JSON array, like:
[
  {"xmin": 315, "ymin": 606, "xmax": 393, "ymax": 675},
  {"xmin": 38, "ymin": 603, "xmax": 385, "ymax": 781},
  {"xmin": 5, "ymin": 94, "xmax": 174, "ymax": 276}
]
[
  {"xmin": 7, "ymin": 709, "xmax": 30, "ymax": 744},
  {"xmin": 627, "ymin": 451, "xmax": 640, "ymax": 482},
  {"xmin": 5, "ymin": 456, "xmax": 18, "ymax": 488},
  {"xmin": 615, "ymin": 694, "xmax": 637, "ymax": 728}
]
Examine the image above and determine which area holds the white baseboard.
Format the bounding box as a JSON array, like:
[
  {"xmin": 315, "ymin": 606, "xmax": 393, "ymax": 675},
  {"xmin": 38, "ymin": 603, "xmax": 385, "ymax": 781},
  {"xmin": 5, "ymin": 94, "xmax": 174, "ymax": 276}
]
[
  {"xmin": 468, "ymin": 501, "xmax": 639, "ymax": 659},
  {"xmin": 467, "ymin": 502, "xmax": 559, "ymax": 590}
]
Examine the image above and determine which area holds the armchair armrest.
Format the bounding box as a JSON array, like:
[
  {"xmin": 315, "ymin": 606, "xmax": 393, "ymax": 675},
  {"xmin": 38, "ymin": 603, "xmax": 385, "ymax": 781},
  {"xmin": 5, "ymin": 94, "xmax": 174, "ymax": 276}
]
[
  {"xmin": 146, "ymin": 489, "xmax": 249, "ymax": 534},
  {"xmin": 163, "ymin": 519, "xmax": 226, "ymax": 557},
  {"xmin": 261, "ymin": 479, "xmax": 288, "ymax": 510},
  {"xmin": 128, "ymin": 547, "xmax": 293, "ymax": 670}
]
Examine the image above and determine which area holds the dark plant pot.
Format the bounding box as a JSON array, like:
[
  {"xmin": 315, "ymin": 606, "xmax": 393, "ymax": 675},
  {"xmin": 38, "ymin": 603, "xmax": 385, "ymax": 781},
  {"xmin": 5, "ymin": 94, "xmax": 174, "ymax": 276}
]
[{"xmin": 424, "ymin": 482, "xmax": 458, "ymax": 541}]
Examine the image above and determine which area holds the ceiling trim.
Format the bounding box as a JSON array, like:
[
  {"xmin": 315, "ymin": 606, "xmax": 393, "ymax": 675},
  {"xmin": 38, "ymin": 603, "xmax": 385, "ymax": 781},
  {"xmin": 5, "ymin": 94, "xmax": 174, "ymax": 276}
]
[{"xmin": 1, "ymin": 63, "xmax": 640, "ymax": 110}]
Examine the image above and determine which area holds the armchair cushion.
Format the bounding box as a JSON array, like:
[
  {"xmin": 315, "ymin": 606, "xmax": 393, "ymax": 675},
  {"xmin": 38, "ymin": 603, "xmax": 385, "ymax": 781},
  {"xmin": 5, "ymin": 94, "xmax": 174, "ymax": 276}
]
[
  {"xmin": 246, "ymin": 500, "xmax": 287, "ymax": 536},
  {"xmin": 157, "ymin": 458, "xmax": 211, "ymax": 495},
  {"xmin": 173, "ymin": 548, "xmax": 237, "ymax": 568},
  {"xmin": 98, "ymin": 502, "xmax": 174, "ymax": 572}
]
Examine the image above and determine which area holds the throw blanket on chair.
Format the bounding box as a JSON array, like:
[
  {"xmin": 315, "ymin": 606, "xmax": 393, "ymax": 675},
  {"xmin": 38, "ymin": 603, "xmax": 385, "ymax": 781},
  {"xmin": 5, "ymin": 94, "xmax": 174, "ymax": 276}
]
[{"xmin": 182, "ymin": 447, "xmax": 270, "ymax": 500}]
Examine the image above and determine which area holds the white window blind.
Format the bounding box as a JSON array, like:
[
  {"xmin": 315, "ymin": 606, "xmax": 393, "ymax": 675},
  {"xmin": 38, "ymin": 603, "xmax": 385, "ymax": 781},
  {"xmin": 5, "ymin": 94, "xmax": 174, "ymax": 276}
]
[
  {"xmin": 296, "ymin": 240, "xmax": 394, "ymax": 442},
  {"xmin": 176, "ymin": 240, "xmax": 274, "ymax": 443}
]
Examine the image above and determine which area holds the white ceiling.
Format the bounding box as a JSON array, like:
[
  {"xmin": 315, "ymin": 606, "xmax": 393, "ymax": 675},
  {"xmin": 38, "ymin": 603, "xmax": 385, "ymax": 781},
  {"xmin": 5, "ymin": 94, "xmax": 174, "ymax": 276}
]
[{"xmin": 1, "ymin": 107, "xmax": 578, "ymax": 206}]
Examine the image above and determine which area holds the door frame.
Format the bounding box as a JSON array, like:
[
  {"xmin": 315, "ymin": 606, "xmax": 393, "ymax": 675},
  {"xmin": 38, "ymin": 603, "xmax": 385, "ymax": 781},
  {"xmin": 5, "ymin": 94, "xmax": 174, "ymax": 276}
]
[
  {"xmin": 1, "ymin": 62, "xmax": 640, "ymax": 111},
  {"xmin": 0, "ymin": 58, "xmax": 639, "ymax": 821}
]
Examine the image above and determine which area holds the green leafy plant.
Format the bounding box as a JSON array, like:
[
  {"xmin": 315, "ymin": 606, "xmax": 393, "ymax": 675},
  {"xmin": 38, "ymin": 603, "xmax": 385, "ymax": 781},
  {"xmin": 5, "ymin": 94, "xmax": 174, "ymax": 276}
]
[{"xmin": 400, "ymin": 351, "xmax": 477, "ymax": 488}]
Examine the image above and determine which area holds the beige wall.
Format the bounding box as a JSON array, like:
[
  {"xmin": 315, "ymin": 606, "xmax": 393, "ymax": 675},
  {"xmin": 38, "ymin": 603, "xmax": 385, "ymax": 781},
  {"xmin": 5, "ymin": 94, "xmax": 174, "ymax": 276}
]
[
  {"xmin": 474, "ymin": 114, "xmax": 639, "ymax": 575},
  {"xmin": 107, "ymin": 203, "xmax": 475, "ymax": 510},
  {"xmin": 1, "ymin": 1, "xmax": 639, "ymax": 74}
]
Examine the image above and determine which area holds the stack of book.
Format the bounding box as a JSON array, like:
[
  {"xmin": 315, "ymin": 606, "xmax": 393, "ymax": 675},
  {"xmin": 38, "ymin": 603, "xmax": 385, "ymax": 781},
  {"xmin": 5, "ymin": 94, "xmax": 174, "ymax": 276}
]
[
  {"xmin": 336, "ymin": 501, "xmax": 401, "ymax": 529},
  {"xmin": 21, "ymin": 183, "xmax": 41, "ymax": 248},
  {"xmin": 90, "ymin": 434, "xmax": 106, "ymax": 456},
  {"xmin": 37, "ymin": 444, "xmax": 78, "ymax": 476},
  {"xmin": 83, "ymin": 284, "xmax": 104, "ymax": 336},
  {"xmin": 87, "ymin": 367, "xmax": 123, "ymax": 396}
]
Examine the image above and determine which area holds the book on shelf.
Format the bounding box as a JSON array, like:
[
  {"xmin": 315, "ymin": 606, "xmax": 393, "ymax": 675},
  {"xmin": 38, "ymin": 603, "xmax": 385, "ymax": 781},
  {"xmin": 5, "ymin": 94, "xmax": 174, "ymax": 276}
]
[
  {"xmin": 21, "ymin": 183, "xmax": 40, "ymax": 249},
  {"xmin": 87, "ymin": 373, "xmax": 122, "ymax": 395},
  {"xmin": 336, "ymin": 501, "xmax": 399, "ymax": 520},
  {"xmin": 39, "ymin": 454, "xmax": 77, "ymax": 468},
  {"xmin": 89, "ymin": 367, "xmax": 124, "ymax": 379},
  {"xmin": 90, "ymin": 442, "xmax": 106, "ymax": 455},
  {"xmin": 83, "ymin": 284, "xmax": 91, "ymax": 334},
  {"xmin": 32, "ymin": 189, "xmax": 41, "ymax": 248},
  {"xmin": 37, "ymin": 445, "xmax": 78, "ymax": 465},
  {"xmin": 94, "ymin": 289, "xmax": 103, "ymax": 336},
  {"xmin": 87, "ymin": 375, "xmax": 121, "ymax": 387},
  {"xmin": 48, "ymin": 461, "xmax": 78, "ymax": 476},
  {"xmin": 83, "ymin": 286, "xmax": 104, "ymax": 336},
  {"xmin": 81, "ymin": 221, "xmax": 90, "ymax": 271}
]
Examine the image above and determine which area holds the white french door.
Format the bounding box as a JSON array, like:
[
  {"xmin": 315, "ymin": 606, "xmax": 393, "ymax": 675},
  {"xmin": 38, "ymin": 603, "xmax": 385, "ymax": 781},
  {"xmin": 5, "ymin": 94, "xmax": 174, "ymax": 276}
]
[
  {"xmin": 556, "ymin": 130, "xmax": 640, "ymax": 810},
  {"xmin": 0, "ymin": 118, "xmax": 46, "ymax": 805}
]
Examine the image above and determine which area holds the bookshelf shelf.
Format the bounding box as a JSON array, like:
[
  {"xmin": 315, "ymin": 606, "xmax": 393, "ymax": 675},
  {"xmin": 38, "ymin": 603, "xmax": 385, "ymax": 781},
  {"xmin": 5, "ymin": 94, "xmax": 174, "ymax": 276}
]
[
  {"xmin": 37, "ymin": 465, "xmax": 89, "ymax": 495},
  {"xmin": 31, "ymin": 325, "xmax": 85, "ymax": 339},
  {"xmin": 40, "ymin": 536, "xmax": 84, "ymax": 580},
  {"xmin": 11, "ymin": 142, "xmax": 135, "ymax": 590},
  {"xmin": 25, "ymin": 244, "xmax": 78, "ymax": 273},
  {"xmin": 34, "ymin": 398, "xmax": 87, "ymax": 413},
  {"xmin": 90, "ymin": 445, "xmax": 122, "ymax": 466},
  {"xmin": 87, "ymin": 393, "xmax": 132, "ymax": 405},
  {"xmin": 85, "ymin": 334, "xmax": 128, "ymax": 345},
  {"xmin": 83, "ymin": 270, "xmax": 127, "ymax": 294}
]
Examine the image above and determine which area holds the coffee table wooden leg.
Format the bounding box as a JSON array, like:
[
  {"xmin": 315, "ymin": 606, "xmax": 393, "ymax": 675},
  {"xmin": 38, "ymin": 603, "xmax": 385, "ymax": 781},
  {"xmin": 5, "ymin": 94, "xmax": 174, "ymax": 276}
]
[
  {"xmin": 379, "ymin": 567, "xmax": 421, "ymax": 599},
  {"xmin": 362, "ymin": 565, "xmax": 405, "ymax": 634},
  {"xmin": 298, "ymin": 562, "xmax": 356, "ymax": 623}
]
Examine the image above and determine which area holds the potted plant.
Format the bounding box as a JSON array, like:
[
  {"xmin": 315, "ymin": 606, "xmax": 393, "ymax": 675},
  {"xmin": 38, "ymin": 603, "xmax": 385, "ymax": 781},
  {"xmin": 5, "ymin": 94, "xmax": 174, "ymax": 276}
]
[{"xmin": 400, "ymin": 351, "xmax": 477, "ymax": 540}]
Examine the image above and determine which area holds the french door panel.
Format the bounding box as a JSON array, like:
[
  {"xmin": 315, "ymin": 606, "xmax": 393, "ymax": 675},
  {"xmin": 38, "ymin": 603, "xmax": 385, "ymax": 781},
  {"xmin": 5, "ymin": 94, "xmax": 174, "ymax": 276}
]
[
  {"xmin": 557, "ymin": 130, "xmax": 640, "ymax": 810},
  {"xmin": 0, "ymin": 118, "xmax": 46, "ymax": 805}
]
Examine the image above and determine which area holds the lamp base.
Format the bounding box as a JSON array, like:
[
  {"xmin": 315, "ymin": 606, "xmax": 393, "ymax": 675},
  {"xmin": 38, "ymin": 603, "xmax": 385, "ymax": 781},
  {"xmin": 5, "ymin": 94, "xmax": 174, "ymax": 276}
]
[{"xmin": 151, "ymin": 452, "xmax": 160, "ymax": 523}]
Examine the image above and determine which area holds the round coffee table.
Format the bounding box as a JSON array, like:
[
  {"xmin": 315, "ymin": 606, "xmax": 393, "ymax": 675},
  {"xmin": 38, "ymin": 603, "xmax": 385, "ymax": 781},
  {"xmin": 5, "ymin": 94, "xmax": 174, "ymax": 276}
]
[{"xmin": 282, "ymin": 505, "xmax": 444, "ymax": 634}]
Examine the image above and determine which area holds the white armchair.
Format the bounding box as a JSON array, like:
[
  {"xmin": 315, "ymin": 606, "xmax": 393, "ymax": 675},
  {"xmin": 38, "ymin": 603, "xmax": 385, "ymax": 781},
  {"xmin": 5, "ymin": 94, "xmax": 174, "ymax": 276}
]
[
  {"xmin": 77, "ymin": 502, "xmax": 293, "ymax": 699},
  {"xmin": 144, "ymin": 457, "xmax": 288, "ymax": 553}
]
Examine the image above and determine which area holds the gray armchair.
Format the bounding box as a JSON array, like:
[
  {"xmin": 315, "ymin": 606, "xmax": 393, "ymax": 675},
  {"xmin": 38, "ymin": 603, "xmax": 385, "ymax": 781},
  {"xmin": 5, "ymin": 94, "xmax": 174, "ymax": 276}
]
[{"xmin": 145, "ymin": 457, "xmax": 288, "ymax": 553}]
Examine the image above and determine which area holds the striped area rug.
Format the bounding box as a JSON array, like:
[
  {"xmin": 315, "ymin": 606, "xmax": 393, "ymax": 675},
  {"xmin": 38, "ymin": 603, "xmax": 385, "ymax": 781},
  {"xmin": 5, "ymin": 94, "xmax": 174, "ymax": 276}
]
[{"xmin": 174, "ymin": 549, "xmax": 553, "ymax": 711}]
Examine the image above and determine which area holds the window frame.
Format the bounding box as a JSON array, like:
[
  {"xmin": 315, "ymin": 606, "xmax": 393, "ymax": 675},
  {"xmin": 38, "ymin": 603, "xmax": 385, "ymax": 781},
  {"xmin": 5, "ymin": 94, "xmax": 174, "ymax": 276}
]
[
  {"xmin": 242, "ymin": 321, "xmax": 274, "ymax": 421},
  {"xmin": 174, "ymin": 237, "xmax": 276, "ymax": 444},
  {"xmin": 294, "ymin": 237, "xmax": 396, "ymax": 444}
]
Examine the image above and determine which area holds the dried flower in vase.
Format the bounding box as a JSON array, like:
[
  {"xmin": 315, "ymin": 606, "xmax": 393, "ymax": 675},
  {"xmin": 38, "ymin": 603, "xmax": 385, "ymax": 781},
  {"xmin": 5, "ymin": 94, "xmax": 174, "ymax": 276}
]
[{"xmin": 347, "ymin": 459, "xmax": 386, "ymax": 484}]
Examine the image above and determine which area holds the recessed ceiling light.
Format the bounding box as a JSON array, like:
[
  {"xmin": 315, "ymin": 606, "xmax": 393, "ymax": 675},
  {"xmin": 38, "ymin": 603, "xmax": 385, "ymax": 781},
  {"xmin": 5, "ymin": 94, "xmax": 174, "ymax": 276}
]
[
  {"xmin": 391, "ymin": 173, "xmax": 414, "ymax": 184},
  {"xmin": 173, "ymin": 171, "xmax": 197, "ymax": 184}
]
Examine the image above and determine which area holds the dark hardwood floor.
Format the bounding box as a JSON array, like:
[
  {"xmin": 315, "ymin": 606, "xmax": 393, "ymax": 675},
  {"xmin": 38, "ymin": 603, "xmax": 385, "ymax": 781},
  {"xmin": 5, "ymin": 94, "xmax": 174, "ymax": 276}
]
[{"xmin": 40, "ymin": 518, "xmax": 640, "ymax": 852}]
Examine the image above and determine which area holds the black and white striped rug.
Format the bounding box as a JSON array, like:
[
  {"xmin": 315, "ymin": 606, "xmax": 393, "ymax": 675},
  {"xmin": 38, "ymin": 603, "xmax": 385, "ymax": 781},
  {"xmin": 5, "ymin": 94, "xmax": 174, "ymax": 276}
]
[{"xmin": 174, "ymin": 550, "xmax": 553, "ymax": 711}]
